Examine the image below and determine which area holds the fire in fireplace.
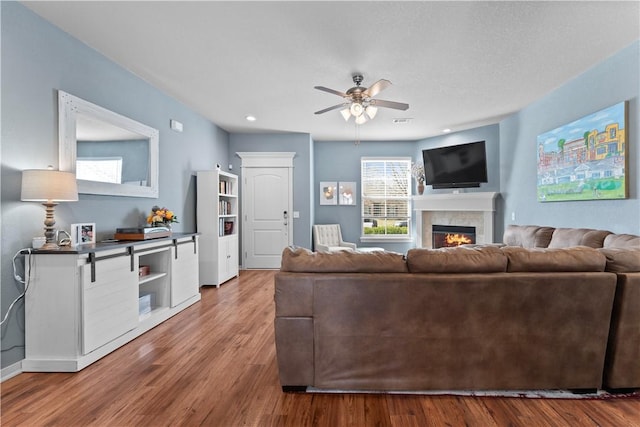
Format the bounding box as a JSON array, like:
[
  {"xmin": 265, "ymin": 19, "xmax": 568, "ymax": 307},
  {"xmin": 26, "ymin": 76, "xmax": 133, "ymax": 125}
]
[{"xmin": 432, "ymin": 225, "xmax": 476, "ymax": 248}]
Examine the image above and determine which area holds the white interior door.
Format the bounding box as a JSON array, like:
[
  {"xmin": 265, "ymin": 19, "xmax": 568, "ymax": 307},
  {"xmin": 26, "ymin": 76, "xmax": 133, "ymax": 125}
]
[{"xmin": 239, "ymin": 153, "xmax": 294, "ymax": 269}]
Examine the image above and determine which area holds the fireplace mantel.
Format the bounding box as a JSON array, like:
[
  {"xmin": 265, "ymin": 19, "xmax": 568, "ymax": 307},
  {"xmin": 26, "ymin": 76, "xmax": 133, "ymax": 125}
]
[{"xmin": 413, "ymin": 192, "xmax": 499, "ymax": 248}]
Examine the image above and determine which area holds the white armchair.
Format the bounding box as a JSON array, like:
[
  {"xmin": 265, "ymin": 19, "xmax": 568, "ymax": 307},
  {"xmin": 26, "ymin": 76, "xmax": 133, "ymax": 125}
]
[{"xmin": 313, "ymin": 224, "xmax": 357, "ymax": 252}]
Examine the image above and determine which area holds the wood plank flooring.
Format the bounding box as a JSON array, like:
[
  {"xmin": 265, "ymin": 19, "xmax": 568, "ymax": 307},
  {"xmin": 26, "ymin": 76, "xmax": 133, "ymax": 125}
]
[{"xmin": 2, "ymin": 270, "xmax": 639, "ymax": 426}]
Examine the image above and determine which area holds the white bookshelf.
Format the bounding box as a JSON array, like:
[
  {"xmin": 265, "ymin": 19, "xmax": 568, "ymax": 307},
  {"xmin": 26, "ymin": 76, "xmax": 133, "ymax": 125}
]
[{"xmin": 197, "ymin": 170, "xmax": 239, "ymax": 286}]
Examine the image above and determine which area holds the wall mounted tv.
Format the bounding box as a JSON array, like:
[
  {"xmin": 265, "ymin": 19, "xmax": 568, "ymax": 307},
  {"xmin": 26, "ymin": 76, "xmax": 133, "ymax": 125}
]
[{"xmin": 422, "ymin": 140, "xmax": 488, "ymax": 189}]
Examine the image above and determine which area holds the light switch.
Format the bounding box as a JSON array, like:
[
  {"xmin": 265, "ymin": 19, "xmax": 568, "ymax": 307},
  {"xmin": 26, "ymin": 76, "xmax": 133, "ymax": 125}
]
[
  {"xmin": 170, "ymin": 119, "xmax": 183, "ymax": 132},
  {"xmin": 293, "ymin": 211, "xmax": 300, "ymax": 218}
]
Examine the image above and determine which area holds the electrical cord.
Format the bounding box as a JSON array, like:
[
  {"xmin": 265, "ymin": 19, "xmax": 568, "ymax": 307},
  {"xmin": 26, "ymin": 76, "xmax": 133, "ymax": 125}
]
[{"xmin": 0, "ymin": 248, "xmax": 32, "ymax": 326}]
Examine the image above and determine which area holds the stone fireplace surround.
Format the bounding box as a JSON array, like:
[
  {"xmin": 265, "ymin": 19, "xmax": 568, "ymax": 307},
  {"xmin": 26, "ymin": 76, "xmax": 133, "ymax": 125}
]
[{"xmin": 413, "ymin": 192, "xmax": 499, "ymax": 248}]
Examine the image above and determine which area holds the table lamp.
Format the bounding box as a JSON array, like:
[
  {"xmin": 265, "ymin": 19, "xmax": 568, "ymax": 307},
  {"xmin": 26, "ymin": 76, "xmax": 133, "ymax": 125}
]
[{"xmin": 21, "ymin": 167, "xmax": 79, "ymax": 249}]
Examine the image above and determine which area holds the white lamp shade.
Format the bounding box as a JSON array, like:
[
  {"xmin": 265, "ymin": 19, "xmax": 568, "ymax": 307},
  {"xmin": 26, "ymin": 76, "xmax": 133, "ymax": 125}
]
[
  {"xmin": 21, "ymin": 169, "xmax": 79, "ymax": 202},
  {"xmin": 355, "ymin": 114, "xmax": 367, "ymax": 125},
  {"xmin": 340, "ymin": 108, "xmax": 351, "ymax": 121},
  {"xmin": 349, "ymin": 102, "xmax": 364, "ymax": 117},
  {"xmin": 365, "ymin": 106, "xmax": 378, "ymax": 120}
]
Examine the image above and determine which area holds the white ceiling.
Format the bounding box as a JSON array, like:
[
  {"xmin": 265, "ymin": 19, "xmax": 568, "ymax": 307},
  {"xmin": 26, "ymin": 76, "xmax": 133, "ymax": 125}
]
[{"xmin": 23, "ymin": 1, "xmax": 640, "ymax": 142}]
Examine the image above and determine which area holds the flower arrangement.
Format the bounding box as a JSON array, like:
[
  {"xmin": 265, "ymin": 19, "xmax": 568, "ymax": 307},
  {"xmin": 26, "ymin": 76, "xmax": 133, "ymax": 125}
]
[
  {"xmin": 147, "ymin": 206, "xmax": 179, "ymax": 227},
  {"xmin": 411, "ymin": 162, "xmax": 425, "ymax": 184}
]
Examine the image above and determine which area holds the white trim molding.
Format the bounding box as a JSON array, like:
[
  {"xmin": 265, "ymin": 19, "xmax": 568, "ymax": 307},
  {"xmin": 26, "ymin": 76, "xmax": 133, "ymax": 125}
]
[
  {"xmin": 1, "ymin": 361, "xmax": 23, "ymax": 382},
  {"xmin": 236, "ymin": 152, "xmax": 295, "ymax": 168}
]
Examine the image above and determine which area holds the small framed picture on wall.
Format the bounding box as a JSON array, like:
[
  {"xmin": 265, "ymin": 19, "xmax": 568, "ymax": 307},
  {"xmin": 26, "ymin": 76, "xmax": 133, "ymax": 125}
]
[
  {"xmin": 319, "ymin": 181, "xmax": 337, "ymax": 205},
  {"xmin": 338, "ymin": 182, "xmax": 356, "ymax": 205},
  {"xmin": 71, "ymin": 223, "xmax": 96, "ymax": 246}
]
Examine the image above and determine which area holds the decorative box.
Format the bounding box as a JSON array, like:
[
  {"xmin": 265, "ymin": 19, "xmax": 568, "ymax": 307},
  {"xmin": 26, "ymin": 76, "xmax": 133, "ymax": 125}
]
[
  {"xmin": 138, "ymin": 265, "xmax": 151, "ymax": 277},
  {"xmin": 115, "ymin": 227, "xmax": 171, "ymax": 241}
]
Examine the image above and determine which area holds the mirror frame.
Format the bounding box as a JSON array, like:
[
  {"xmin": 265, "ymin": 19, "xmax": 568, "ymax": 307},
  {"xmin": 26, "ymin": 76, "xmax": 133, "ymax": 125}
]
[{"xmin": 58, "ymin": 90, "xmax": 159, "ymax": 198}]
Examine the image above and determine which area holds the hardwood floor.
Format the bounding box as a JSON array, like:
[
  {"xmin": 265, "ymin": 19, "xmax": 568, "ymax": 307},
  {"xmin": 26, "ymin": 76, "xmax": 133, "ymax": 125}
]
[{"xmin": 2, "ymin": 269, "xmax": 639, "ymax": 426}]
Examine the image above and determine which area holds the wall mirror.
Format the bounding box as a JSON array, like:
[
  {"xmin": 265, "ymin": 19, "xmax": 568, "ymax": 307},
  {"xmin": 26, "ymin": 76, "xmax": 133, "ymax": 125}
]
[{"xmin": 58, "ymin": 90, "xmax": 159, "ymax": 198}]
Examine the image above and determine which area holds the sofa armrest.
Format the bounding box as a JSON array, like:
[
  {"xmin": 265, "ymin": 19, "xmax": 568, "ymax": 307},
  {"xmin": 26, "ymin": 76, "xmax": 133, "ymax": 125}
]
[
  {"xmin": 341, "ymin": 241, "xmax": 357, "ymax": 250},
  {"xmin": 604, "ymin": 272, "xmax": 640, "ymax": 389},
  {"xmin": 315, "ymin": 243, "xmax": 330, "ymax": 252}
]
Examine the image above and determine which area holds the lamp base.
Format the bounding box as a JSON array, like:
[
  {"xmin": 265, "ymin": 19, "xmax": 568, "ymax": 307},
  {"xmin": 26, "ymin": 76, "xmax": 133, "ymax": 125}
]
[{"xmin": 40, "ymin": 242, "xmax": 60, "ymax": 250}]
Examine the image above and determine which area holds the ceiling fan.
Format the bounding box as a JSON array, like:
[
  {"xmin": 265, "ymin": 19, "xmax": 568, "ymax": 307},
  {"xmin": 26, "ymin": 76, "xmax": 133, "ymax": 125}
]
[{"xmin": 314, "ymin": 74, "xmax": 409, "ymax": 124}]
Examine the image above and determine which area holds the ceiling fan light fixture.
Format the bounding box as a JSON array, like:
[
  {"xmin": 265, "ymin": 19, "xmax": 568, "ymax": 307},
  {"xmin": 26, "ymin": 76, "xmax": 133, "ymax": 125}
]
[
  {"xmin": 314, "ymin": 75, "xmax": 408, "ymax": 126},
  {"xmin": 365, "ymin": 105, "xmax": 378, "ymax": 120},
  {"xmin": 349, "ymin": 102, "xmax": 364, "ymax": 117}
]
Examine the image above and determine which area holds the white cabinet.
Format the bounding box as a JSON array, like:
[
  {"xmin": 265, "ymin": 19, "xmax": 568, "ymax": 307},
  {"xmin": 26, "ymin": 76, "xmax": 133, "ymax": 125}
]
[
  {"xmin": 218, "ymin": 235, "xmax": 239, "ymax": 284},
  {"xmin": 197, "ymin": 170, "xmax": 239, "ymax": 287},
  {"xmin": 81, "ymin": 255, "xmax": 138, "ymax": 354},
  {"xmin": 171, "ymin": 236, "xmax": 200, "ymax": 306},
  {"xmin": 23, "ymin": 235, "xmax": 200, "ymax": 372}
]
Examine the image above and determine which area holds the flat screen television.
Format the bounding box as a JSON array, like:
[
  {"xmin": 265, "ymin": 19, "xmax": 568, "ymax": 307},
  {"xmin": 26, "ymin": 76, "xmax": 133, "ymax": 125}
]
[{"xmin": 422, "ymin": 141, "xmax": 488, "ymax": 189}]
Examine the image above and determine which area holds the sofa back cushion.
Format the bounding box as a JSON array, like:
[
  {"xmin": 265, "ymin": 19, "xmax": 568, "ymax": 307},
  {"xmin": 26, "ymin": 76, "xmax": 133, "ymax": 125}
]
[
  {"xmin": 406, "ymin": 246, "xmax": 507, "ymax": 273},
  {"xmin": 548, "ymin": 228, "xmax": 612, "ymax": 248},
  {"xmin": 603, "ymin": 233, "xmax": 640, "ymax": 249},
  {"xmin": 598, "ymin": 248, "xmax": 640, "ymax": 272},
  {"xmin": 280, "ymin": 246, "xmax": 408, "ymax": 273},
  {"xmin": 503, "ymin": 225, "xmax": 554, "ymax": 248},
  {"xmin": 502, "ymin": 246, "xmax": 606, "ymax": 272}
]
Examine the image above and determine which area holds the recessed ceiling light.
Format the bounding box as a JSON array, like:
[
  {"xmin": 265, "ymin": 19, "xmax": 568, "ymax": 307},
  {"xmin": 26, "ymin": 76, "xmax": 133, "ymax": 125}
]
[
  {"xmin": 245, "ymin": 115, "xmax": 257, "ymax": 122},
  {"xmin": 442, "ymin": 128, "xmax": 451, "ymax": 133}
]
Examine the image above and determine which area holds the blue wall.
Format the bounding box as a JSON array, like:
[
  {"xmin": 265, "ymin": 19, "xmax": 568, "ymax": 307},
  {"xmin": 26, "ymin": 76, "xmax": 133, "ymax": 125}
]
[
  {"xmin": 500, "ymin": 41, "xmax": 640, "ymax": 235},
  {"xmin": 314, "ymin": 140, "xmax": 417, "ymax": 253},
  {"xmin": 1, "ymin": 3, "xmax": 229, "ymax": 368}
]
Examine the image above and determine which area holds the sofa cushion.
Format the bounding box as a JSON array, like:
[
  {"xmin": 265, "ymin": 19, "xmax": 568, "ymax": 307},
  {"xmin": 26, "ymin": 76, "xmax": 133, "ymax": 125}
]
[
  {"xmin": 548, "ymin": 228, "xmax": 612, "ymax": 249},
  {"xmin": 503, "ymin": 246, "xmax": 606, "ymax": 272},
  {"xmin": 406, "ymin": 246, "xmax": 507, "ymax": 274},
  {"xmin": 280, "ymin": 246, "xmax": 408, "ymax": 273},
  {"xmin": 603, "ymin": 233, "xmax": 640, "ymax": 249},
  {"xmin": 503, "ymin": 225, "xmax": 555, "ymax": 248},
  {"xmin": 598, "ymin": 248, "xmax": 640, "ymax": 272}
]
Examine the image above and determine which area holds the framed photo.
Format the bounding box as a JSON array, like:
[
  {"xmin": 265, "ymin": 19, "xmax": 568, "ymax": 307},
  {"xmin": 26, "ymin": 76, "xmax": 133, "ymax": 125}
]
[
  {"xmin": 319, "ymin": 181, "xmax": 337, "ymax": 205},
  {"xmin": 71, "ymin": 223, "xmax": 96, "ymax": 246},
  {"xmin": 338, "ymin": 181, "xmax": 356, "ymax": 206},
  {"xmin": 537, "ymin": 101, "xmax": 628, "ymax": 202}
]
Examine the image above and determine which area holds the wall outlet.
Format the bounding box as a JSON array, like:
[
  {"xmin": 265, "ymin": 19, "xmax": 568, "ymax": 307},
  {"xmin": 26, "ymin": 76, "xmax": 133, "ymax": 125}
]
[{"xmin": 511, "ymin": 211, "xmax": 516, "ymax": 221}]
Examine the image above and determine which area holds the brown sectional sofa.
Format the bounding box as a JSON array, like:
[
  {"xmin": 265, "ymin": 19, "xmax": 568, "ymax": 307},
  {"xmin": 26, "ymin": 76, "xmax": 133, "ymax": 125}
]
[
  {"xmin": 502, "ymin": 225, "xmax": 640, "ymax": 390},
  {"xmin": 274, "ymin": 225, "xmax": 639, "ymax": 392}
]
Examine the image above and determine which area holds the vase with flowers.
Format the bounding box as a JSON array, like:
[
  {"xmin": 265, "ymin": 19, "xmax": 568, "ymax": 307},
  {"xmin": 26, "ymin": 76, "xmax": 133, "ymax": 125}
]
[
  {"xmin": 411, "ymin": 162, "xmax": 425, "ymax": 195},
  {"xmin": 147, "ymin": 206, "xmax": 179, "ymax": 229}
]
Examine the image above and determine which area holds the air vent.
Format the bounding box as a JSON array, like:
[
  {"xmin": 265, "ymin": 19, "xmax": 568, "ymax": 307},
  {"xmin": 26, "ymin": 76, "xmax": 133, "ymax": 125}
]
[{"xmin": 392, "ymin": 118, "xmax": 412, "ymax": 124}]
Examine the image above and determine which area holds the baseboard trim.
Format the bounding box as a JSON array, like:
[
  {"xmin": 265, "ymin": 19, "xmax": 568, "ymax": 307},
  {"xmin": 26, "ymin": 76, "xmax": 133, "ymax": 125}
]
[
  {"xmin": 282, "ymin": 385, "xmax": 308, "ymax": 393},
  {"xmin": 1, "ymin": 361, "xmax": 23, "ymax": 382}
]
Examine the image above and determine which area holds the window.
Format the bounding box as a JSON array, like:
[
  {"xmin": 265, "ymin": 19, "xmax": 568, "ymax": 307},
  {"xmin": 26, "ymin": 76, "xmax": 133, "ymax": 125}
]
[
  {"xmin": 361, "ymin": 157, "xmax": 411, "ymax": 239},
  {"xmin": 76, "ymin": 157, "xmax": 123, "ymax": 184}
]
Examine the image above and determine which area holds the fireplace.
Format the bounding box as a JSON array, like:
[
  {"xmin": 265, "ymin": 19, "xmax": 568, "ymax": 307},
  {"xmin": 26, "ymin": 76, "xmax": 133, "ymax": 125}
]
[
  {"xmin": 432, "ymin": 225, "xmax": 476, "ymax": 248},
  {"xmin": 413, "ymin": 192, "xmax": 498, "ymax": 248}
]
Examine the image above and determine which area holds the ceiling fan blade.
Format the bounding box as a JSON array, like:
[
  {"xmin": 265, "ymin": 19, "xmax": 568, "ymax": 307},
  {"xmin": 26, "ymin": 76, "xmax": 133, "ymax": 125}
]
[
  {"xmin": 363, "ymin": 79, "xmax": 391, "ymax": 98},
  {"xmin": 370, "ymin": 99, "xmax": 409, "ymax": 111},
  {"xmin": 314, "ymin": 86, "xmax": 348, "ymax": 97},
  {"xmin": 315, "ymin": 103, "xmax": 348, "ymax": 115}
]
